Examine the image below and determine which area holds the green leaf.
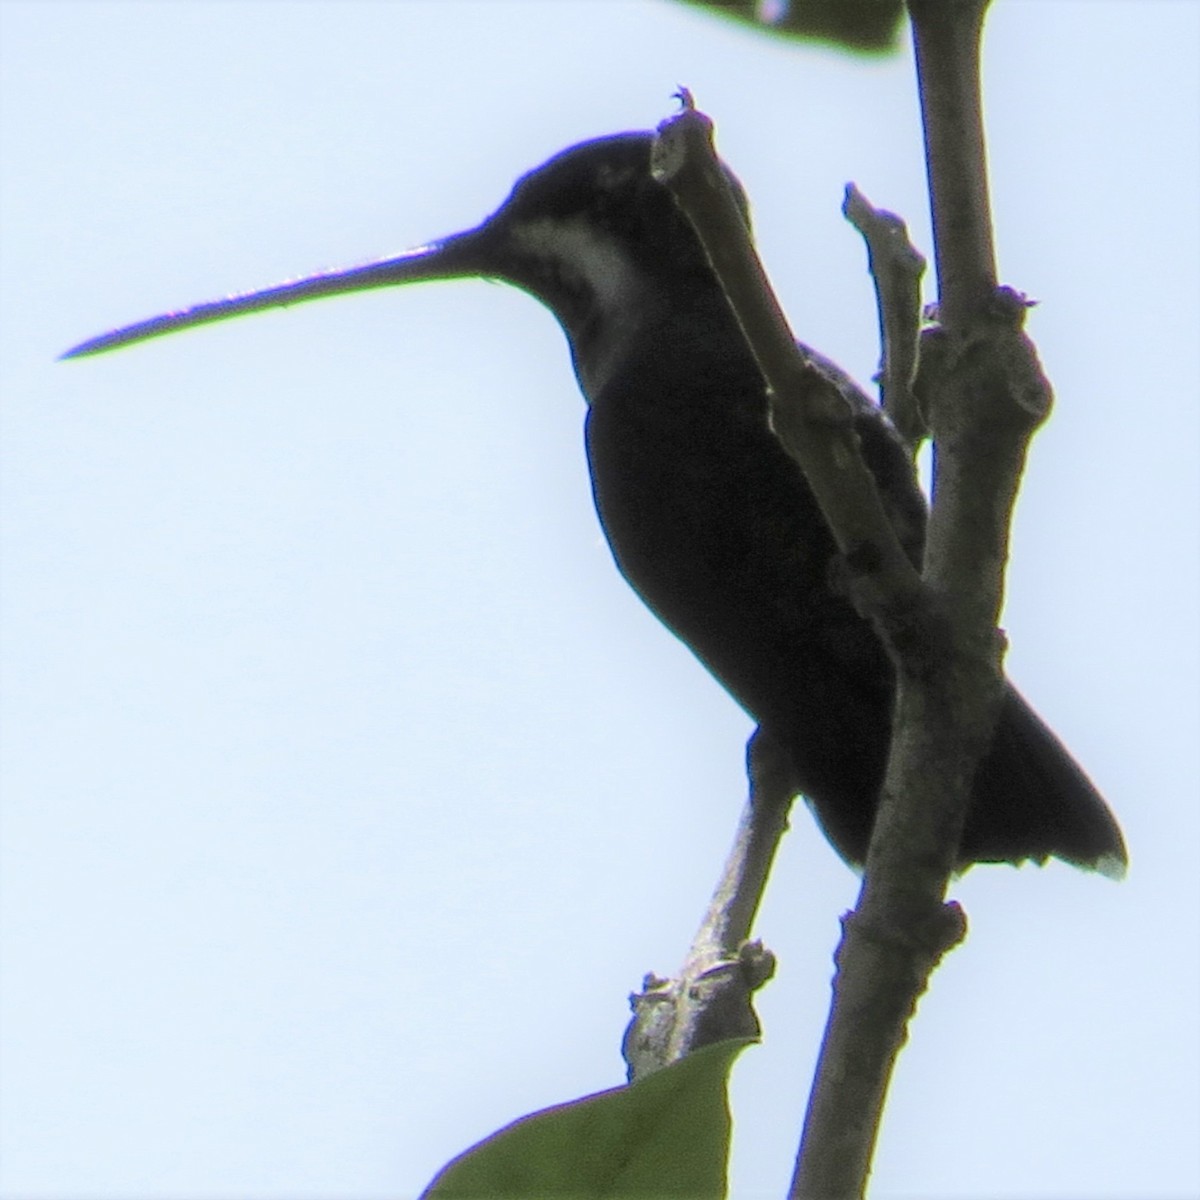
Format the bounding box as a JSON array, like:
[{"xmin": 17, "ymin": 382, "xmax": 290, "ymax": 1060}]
[
  {"xmin": 676, "ymin": 0, "xmax": 905, "ymax": 54},
  {"xmin": 420, "ymin": 1037, "xmax": 754, "ymax": 1199}
]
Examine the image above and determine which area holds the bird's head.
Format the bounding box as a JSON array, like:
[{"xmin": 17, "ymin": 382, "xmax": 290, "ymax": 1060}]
[{"xmin": 62, "ymin": 132, "xmax": 751, "ymax": 383}]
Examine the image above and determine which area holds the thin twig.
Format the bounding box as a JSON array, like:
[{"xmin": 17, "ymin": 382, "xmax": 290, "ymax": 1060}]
[
  {"xmin": 842, "ymin": 182, "xmax": 927, "ymax": 451},
  {"xmin": 622, "ymin": 732, "xmax": 793, "ymax": 1081}
]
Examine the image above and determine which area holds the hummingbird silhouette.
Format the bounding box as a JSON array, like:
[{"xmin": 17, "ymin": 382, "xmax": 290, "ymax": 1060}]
[{"xmin": 64, "ymin": 131, "xmax": 1126, "ymax": 877}]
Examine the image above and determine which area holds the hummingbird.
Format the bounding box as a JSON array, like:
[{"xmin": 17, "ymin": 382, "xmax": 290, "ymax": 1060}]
[{"xmin": 64, "ymin": 131, "xmax": 1127, "ymax": 877}]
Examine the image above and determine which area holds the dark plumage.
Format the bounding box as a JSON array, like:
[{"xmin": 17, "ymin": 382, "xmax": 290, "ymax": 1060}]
[{"xmin": 64, "ymin": 132, "xmax": 1126, "ymax": 875}]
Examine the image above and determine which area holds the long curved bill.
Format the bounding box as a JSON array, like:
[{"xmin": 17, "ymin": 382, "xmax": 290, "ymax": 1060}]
[{"xmin": 61, "ymin": 228, "xmax": 489, "ymax": 360}]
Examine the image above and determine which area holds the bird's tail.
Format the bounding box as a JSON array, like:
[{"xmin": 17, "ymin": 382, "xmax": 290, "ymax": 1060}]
[{"xmin": 962, "ymin": 686, "xmax": 1127, "ymax": 877}]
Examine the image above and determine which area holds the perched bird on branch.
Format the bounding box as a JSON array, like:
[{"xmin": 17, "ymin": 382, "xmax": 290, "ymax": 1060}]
[{"xmin": 65, "ymin": 132, "xmax": 1127, "ymax": 877}]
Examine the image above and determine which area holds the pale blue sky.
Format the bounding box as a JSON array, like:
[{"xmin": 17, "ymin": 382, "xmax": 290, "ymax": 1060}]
[{"xmin": 1, "ymin": 3, "xmax": 1197, "ymax": 1198}]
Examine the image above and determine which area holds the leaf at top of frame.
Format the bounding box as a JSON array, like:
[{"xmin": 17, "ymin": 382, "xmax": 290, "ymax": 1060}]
[{"xmin": 677, "ymin": 0, "xmax": 906, "ymax": 54}]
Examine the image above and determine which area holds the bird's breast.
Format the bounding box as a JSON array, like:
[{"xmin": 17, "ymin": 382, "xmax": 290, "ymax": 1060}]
[{"xmin": 581, "ymin": 334, "xmax": 865, "ymax": 719}]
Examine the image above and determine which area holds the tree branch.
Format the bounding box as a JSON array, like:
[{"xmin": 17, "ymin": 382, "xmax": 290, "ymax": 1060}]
[
  {"xmin": 622, "ymin": 732, "xmax": 792, "ymax": 1081},
  {"xmin": 842, "ymin": 182, "xmax": 927, "ymax": 452},
  {"xmin": 651, "ymin": 95, "xmax": 925, "ymax": 638},
  {"xmin": 909, "ymin": 0, "xmax": 996, "ymax": 326},
  {"xmin": 793, "ymin": 3, "xmax": 1056, "ymax": 1194},
  {"xmin": 654, "ymin": 5, "xmax": 1054, "ymax": 1188}
]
